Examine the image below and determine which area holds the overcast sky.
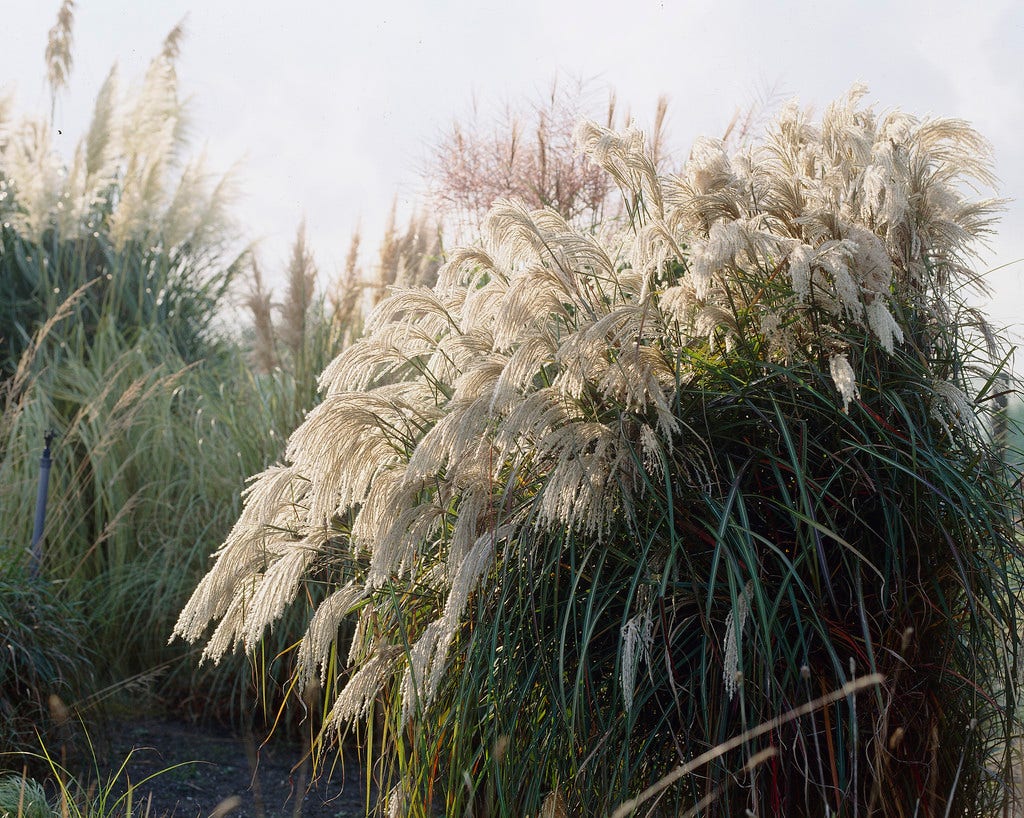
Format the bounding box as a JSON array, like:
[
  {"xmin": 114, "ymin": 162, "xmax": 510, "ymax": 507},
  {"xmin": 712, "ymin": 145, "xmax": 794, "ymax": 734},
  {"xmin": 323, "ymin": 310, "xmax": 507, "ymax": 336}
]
[{"xmin": 3, "ymin": 1, "xmax": 1023, "ymax": 338}]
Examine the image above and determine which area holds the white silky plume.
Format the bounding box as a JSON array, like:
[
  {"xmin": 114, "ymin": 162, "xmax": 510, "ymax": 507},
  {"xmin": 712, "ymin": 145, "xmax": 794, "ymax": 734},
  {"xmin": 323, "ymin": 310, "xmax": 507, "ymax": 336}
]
[
  {"xmin": 723, "ymin": 581, "xmax": 754, "ymax": 702},
  {"xmin": 621, "ymin": 603, "xmax": 654, "ymax": 713},
  {"xmin": 829, "ymin": 354, "xmax": 861, "ymax": 414}
]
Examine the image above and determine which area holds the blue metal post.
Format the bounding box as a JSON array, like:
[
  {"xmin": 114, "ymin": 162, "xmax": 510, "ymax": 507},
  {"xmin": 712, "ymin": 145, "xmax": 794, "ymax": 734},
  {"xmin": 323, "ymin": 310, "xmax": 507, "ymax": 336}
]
[{"xmin": 29, "ymin": 430, "xmax": 56, "ymax": 578}]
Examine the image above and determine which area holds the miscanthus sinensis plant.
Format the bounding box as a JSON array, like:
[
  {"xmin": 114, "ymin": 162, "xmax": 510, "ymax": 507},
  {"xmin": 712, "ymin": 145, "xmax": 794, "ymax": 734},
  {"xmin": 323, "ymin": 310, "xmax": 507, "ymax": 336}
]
[{"xmin": 175, "ymin": 87, "xmax": 1022, "ymax": 816}]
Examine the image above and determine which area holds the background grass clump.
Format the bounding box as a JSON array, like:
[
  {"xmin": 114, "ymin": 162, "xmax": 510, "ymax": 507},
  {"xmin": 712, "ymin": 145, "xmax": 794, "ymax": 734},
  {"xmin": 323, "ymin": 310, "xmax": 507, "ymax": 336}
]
[
  {"xmin": 0, "ymin": 570, "xmax": 92, "ymax": 763},
  {"xmin": 0, "ymin": 4, "xmax": 449, "ymax": 757},
  {"xmin": 175, "ymin": 88, "xmax": 1022, "ymax": 816},
  {"xmin": 0, "ymin": 8, "xmax": 361, "ymax": 754}
]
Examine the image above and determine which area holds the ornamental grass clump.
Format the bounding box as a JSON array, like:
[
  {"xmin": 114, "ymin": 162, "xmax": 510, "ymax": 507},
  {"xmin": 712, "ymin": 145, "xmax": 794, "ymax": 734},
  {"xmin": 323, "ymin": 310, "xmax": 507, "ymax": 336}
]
[
  {"xmin": 176, "ymin": 87, "xmax": 1022, "ymax": 816},
  {"xmin": 1, "ymin": 9, "xmax": 237, "ymax": 377},
  {"xmin": 0, "ymin": 8, "xmax": 323, "ymax": 727}
]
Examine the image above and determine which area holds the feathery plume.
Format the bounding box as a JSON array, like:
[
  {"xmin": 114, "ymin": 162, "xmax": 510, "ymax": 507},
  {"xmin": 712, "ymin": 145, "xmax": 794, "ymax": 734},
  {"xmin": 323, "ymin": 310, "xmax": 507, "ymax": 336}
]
[
  {"xmin": 430, "ymin": 78, "xmax": 621, "ymax": 236},
  {"xmin": 245, "ymin": 259, "xmax": 279, "ymax": 373},
  {"xmin": 330, "ymin": 227, "xmax": 365, "ymax": 341},
  {"xmin": 4, "ymin": 119, "xmax": 62, "ymax": 241},
  {"xmin": 829, "ymin": 353, "xmax": 860, "ymax": 414},
  {"xmin": 327, "ymin": 645, "xmax": 403, "ymax": 725},
  {"xmin": 930, "ymin": 378, "xmax": 979, "ymax": 441},
  {"xmin": 84, "ymin": 65, "xmax": 120, "ymax": 181},
  {"xmin": 296, "ymin": 582, "xmax": 367, "ymax": 689},
  {"xmin": 723, "ymin": 581, "xmax": 753, "ymax": 701},
  {"xmin": 161, "ymin": 18, "xmax": 188, "ymax": 64},
  {"xmin": 279, "ymin": 221, "xmax": 318, "ymax": 361},
  {"xmin": 45, "ymin": 0, "xmax": 76, "ymax": 113},
  {"xmin": 621, "ymin": 599, "xmax": 653, "ymax": 713},
  {"xmin": 109, "ymin": 42, "xmax": 185, "ymax": 248}
]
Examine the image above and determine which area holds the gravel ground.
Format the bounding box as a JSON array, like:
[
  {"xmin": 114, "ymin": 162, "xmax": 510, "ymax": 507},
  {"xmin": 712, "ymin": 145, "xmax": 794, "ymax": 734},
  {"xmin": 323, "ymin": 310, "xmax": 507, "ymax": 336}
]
[{"xmin": 89, "ymin": 717, "xmax": 372, "ymax": 818}]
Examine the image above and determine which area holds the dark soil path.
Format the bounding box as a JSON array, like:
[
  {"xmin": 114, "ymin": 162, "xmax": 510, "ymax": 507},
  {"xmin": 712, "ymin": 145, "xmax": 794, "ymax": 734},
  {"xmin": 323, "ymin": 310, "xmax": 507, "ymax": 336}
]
[{"xmin": 94, "ymin": 717, "xmax": 371, "ymax": 818}]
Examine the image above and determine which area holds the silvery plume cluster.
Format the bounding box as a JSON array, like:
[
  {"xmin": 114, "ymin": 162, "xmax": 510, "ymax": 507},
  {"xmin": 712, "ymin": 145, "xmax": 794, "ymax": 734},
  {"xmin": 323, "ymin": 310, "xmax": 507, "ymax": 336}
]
[
  {"xmin": 0, "ymin": 24, "xmax": 232, "ymax": 256},
  {"xmin": 174, "ymin": 86, "xmax": 1000, "ymax": 727}
]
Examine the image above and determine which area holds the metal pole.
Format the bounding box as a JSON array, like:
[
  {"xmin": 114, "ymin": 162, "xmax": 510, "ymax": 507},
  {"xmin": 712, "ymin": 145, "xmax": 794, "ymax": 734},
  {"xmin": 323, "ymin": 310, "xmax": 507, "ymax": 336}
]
[{"xmin": 29, "ymin": 430, "xmax": 56, "ymax": 578}]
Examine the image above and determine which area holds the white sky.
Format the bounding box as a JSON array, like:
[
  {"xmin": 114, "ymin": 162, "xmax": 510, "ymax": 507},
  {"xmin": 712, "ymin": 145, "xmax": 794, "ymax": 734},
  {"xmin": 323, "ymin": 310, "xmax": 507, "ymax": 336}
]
[{"xmin": 3, "ymin": 1, "xmax": 1023, "ymax": 339}]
